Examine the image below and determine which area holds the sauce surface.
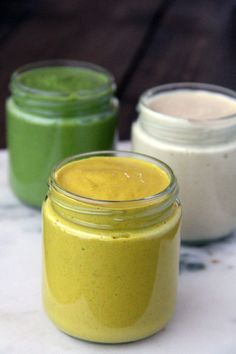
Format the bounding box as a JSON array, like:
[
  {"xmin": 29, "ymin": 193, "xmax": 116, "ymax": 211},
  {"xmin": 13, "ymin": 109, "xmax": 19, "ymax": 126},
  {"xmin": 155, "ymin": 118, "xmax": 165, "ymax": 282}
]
[
  {"xmin": 148, "ymin": 89, "xmax": 236, "ymax": 120},
  {"xmin": 55, "ymin": 156, "xmax": 170, "ymax": 200},
  {"xmin": 16, "ymin": 66, "xmax": 110, "ymax": 94}
]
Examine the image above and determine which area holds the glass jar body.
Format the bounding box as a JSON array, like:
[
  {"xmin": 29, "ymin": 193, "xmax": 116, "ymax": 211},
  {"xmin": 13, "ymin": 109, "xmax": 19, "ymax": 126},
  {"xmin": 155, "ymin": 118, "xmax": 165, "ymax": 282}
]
[
  {"xmin": 7, "ymin": 61, "xmax": 118, "ymax": 207},
  {"xmin": 132, "ymin": 83, "xmax": 236, "ymax": 243},
  {"xmin": 42, "ymin": 152, "xmax": 181, "ymax": 343}
]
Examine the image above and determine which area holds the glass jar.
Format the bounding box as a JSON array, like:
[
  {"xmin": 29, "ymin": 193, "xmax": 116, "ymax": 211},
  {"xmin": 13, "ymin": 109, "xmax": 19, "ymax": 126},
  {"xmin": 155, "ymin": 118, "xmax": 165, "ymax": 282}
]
[
  {"xmin": 42, "ymin": 151, "xmax": 181, "ymax": 343},
  {"xmin": 132, "ymin": 83, "xmax": 236, "ymax": 244},
  {"xmin": 7, "ymin": 60, "xmax": 118, "ymax": 207}
]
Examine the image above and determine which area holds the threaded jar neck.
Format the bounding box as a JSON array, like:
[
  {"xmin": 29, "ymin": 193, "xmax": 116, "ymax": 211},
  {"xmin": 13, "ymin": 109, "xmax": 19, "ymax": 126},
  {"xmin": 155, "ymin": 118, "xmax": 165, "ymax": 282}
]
[
  {"xmin": 10, "ymin": 60, "xmax": 117, "ymax": 118},
  {"xmin": 138, "ymin": 83, "xmax": 236, "ymax": 146},
  {"xmin": 47, "ymin": 151, "xmax": 179, "ymax": 231}
]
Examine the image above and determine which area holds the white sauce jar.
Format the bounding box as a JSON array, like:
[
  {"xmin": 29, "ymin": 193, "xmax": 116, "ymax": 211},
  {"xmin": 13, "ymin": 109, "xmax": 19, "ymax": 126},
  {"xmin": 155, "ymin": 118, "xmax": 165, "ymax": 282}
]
[{"xmin": 131, "ymin": 83, "xmax": 236, "ymax": 244}]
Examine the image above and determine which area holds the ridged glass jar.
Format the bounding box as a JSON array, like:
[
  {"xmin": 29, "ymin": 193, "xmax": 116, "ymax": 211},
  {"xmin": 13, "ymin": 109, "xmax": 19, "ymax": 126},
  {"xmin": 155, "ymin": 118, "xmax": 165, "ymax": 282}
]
[
  {"xmin": 42, "ymin": 151, "xmax": 181, "ymax": 343},
  {"xmin": 7, "ymin": 60, "xmax": 118, "ymax": 207}
]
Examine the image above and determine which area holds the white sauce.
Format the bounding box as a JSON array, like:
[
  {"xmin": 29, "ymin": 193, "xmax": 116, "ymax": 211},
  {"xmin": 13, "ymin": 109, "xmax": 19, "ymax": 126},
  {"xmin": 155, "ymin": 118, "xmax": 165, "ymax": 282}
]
[
  {"xmin": 132, "ymin": 85, "xmax": 236, "ymax": 243},
  {"xmin": 148, "ymin": 90, "xmax": 236, "ymax": 120}
]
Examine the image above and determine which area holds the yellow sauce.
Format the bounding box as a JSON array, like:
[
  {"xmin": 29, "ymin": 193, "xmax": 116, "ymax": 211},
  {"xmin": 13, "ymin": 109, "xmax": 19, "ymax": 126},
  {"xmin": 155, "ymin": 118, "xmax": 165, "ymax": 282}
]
[
  {"xmin": 43, "ymin": 155, "xmax": 181, "ymax": 343},
  {"xmin": 55, "ymin": 156, "xmax": 170, "ymax": 200}
]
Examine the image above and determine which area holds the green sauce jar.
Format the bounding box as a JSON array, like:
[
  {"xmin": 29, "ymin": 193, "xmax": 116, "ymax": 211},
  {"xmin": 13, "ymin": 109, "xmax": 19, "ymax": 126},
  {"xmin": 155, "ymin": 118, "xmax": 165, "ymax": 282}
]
[{"xmin": 6, "ymin": 60, "xmax": 118, "ymax": 207}]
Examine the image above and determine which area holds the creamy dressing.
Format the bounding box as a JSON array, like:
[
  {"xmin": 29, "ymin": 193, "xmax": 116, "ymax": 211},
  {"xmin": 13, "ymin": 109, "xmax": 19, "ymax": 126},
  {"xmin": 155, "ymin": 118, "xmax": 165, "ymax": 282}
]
[
  {"xmin": 132, "ymin": 84, "xmax": 236, "ymax": 243},
  {"xmin": 7, "ymin": 61, "xmax": 118, "ymax": 207},
  {"xmin": 55, "ymin": 156, "xmax": 170, "ymax": 200},
  {"xmin": 43, "ymin": 154, "xmax": 181, "ymax": 342},
  {"xmin": 148, "ymin": 89, "xmax": 236, "ymax": 120}
]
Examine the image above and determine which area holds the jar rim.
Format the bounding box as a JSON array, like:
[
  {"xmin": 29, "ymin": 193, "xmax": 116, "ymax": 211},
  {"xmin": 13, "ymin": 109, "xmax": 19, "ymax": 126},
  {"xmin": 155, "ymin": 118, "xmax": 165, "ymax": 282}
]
[
  {"xmin": 139, "ymin": 82, "xmax": 236, "ymax": 123},
  {"xmin": 11, "ymin": 59, "xmax": 116, "ymax": 99},
  {"xmin": 49, "ymin": 150, "xmax": 178, "ymax": 207}
]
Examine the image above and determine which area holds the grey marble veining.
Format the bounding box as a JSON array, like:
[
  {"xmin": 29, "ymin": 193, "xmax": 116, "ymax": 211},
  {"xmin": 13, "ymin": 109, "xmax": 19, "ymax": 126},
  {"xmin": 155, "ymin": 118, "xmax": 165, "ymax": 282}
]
[{"xmin": 1, "ymin": 146, "xmax": 236, "ymax": 354}]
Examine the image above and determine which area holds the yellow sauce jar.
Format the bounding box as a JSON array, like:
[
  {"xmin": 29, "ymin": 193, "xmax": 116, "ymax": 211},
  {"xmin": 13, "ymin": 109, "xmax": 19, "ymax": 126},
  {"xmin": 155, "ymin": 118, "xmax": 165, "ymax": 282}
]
[{"xmin": 42, "ymin": 151, "xmax": 181, "ymax": 343}]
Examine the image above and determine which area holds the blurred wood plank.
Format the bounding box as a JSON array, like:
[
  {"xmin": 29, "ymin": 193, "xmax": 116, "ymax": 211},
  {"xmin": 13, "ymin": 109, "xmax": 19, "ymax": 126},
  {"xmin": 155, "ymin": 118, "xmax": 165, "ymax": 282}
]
[
  {"xmin": 120, "ymin": 0, "xmax": 236, "ymax": 139},
  {"xmin": 1, "ymin": 0, "xmax": 235, "ymax": 146},
  {"xmin": 0, "ymin": 0, "xmax": 166, "ymax": 148}
]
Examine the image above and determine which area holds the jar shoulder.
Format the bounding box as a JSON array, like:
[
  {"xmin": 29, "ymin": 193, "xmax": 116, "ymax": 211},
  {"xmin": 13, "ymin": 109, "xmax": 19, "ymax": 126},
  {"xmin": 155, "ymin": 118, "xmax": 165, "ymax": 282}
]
[
  {"xmin": 132, "ymin": 120, "xmax": 236, "ymax": 154},
  {"xmin": 43, "ymin": 198, "xmax": 181, "ymax": 241}
]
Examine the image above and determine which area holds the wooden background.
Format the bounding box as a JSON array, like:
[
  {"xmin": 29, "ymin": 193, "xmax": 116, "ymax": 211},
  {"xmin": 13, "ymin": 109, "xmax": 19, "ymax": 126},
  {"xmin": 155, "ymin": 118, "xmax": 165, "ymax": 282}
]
[{"xmin": 0, "ymin": 0, "xmax": 236, "ymax": 148}]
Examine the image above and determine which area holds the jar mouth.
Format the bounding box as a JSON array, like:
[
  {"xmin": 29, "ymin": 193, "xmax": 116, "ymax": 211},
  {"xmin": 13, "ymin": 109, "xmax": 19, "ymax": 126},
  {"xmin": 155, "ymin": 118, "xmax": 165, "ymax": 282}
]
[
  {"xmin": 49, "ymin": 150, "xmax": 178, "ymax": 207},
  {"xmin": 139, "ymin": 82, "xmax": 236, "ymax": 123},
  {"xmin": 11, "ymin": 59, "xmax": 116, "ymax": 99}
]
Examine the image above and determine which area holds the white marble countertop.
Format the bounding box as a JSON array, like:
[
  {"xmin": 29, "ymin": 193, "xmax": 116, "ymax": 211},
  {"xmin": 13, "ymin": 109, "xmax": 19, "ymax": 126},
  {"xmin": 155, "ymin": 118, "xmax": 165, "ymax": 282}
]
[{"xmin": 1, "ymin": 145, "xmax": 236, "ymax": 354}]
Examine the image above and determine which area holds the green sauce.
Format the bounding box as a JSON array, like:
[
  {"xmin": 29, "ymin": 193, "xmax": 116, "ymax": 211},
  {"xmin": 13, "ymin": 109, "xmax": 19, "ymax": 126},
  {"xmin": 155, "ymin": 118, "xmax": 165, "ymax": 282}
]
[
  {"xmin": 16, "ymin": 66, "xmax": 110, "ymax": 94},
  {"xmin": 7, "ymin": 61, "xmax": 118, "ymax": 207}
]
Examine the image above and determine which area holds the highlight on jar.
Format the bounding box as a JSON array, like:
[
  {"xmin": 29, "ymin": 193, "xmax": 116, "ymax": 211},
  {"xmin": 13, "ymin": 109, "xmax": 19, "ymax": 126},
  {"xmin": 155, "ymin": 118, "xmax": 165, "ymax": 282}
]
[
  {"xmin": 42, "ymin": 150, "xmax": 181, "ymax": 344},
  {"xmin": 132, "ymin": 82, "xmax": 236, "ymax": 244},
  {"xmin": 6, "ymin": 60, "xmax": 119, "ymax": 208}
]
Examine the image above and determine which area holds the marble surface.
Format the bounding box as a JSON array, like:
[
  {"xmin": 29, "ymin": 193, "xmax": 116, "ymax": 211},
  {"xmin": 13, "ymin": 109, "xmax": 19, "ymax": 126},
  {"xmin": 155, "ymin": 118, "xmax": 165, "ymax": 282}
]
[{"xmin": 1, "ymin": 145, "xmax": 236, "ymax": 354}]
